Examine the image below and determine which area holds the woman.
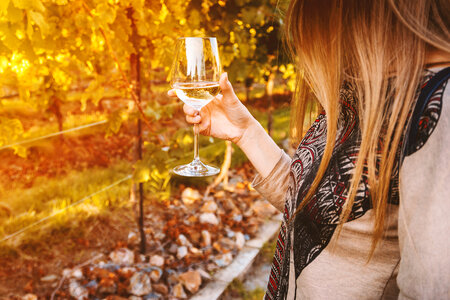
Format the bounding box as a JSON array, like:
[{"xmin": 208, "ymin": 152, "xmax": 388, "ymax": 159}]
[{"xmin": 169, "ymin": 0, "xmax": 449, "ymax": 299}]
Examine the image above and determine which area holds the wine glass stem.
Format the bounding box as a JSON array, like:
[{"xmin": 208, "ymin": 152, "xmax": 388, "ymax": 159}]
[{"xmin": 193, "ymin": 123, "xmax": 200, "ymax": 162}]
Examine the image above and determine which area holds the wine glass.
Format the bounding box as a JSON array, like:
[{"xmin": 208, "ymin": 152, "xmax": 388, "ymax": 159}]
[{"xmin": 170, "ymin": 37, "xmax": 221, "ymax": 177}]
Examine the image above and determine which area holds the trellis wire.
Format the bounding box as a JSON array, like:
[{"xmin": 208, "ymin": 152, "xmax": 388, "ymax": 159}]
[
  {"xmin": 0, "ymin": 174, "xmax": 132, "ymax": 243},
  {"xmin": 0, "ymin": 120, "xmax": 107, "ymax": 151}
]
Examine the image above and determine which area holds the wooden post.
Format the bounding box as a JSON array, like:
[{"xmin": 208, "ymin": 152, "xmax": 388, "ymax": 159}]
[
  {"xmin": 128, "ymin": 7, "xmax": 146, "ymax": 254},
  {"xmin": 266, "ymin": 72, "xmax": 275, "ymax": 137}
]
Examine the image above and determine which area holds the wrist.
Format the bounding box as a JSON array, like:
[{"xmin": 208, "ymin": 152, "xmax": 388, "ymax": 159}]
[{"xmin": 236, "ymin": 118, "xmax": 264, "ymax": 149}]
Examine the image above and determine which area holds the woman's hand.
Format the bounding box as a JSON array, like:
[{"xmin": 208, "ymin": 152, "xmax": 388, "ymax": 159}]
[{"xmin": 168, "ymin": 73, "xmax": 257, "ymax": 145}]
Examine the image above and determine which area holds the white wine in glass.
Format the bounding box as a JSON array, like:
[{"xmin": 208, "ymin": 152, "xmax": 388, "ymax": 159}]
[{"xmin": 170, "ymin": 37, "xmax": 221, "ymax": 177}]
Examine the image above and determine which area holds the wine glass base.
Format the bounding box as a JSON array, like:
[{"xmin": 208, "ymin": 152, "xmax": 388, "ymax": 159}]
[{"xmin": 173, "ymin": 160, "xmax": 220, "ymax": 177}]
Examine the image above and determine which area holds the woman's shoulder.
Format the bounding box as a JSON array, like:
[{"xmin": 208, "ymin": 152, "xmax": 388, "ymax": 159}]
[{"xmin": 408, "ymin": 66, "xmax": 449, "ymax": 154}]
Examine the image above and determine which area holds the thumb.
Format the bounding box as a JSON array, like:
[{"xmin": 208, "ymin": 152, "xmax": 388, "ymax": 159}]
[{"xmin": 219, "ymin": 72, "xmax": 236, "ymax": 100}]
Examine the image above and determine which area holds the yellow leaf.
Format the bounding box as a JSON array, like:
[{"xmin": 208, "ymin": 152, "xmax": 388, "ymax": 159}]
[
  {"xmin": 12, "ymin": 145, "xmax": 27, "ymax": 158},
  {"xmin": 159, "ymin": 3, "xmax": 169, "ymax": 22},
  {"xmin": 28, "ymin": 11, "xmax": 49, "ymax": 38},
  {"xmin": 133, "ymin": 160, "xmax": 150, "ymax": 183},
  {"xmin": 97, "ymin": 3, "xmax": 116, "ymax": 24},
  {"xmin": 0, "ymin": 0, "xmax": 10, "ymax": 14},
  {"xmin": 26, "ymin": 16, "xmax": 33, "ymax": 39},
  {"xmin": 6, "ymin": 3, "xmax": 22, "ymax": 23},
  {"xmin": 12, "ymin": 0, "xmax": 45, "ymax": 12},
  {"xmin": 105, "ymin": 110, "xmax": 124, "ymax": 137}
]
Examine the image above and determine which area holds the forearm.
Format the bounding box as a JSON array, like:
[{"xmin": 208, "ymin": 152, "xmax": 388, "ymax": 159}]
[{"xmin": 236, "ymin": 118, "xmax": 282, "ymax": 178}]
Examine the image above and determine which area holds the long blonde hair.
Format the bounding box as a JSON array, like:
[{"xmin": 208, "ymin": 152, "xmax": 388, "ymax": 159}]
[{"xmin": 286, "ymin": 0, "xmax": 450, "ymax": 254}]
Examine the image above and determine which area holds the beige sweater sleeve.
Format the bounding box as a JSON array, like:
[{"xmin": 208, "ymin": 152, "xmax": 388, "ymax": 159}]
[
  {"xmin": 397, "ymin": 77, "xmax": 450, "ymax": 300},
  {"xmin": 251, "ymin": 149, "xmax": 291, "ymax": 212}
]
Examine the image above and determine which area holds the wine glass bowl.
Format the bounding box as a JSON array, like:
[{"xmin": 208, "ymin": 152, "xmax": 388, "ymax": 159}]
[{"xmin": 170, "ymin": 37, "xmax": 221, "ymax": 177}]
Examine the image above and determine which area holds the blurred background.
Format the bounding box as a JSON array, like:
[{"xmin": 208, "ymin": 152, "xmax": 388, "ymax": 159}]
[{"xmin": 0, "ymin": 0, "xmax": 312, "ymax": 298}]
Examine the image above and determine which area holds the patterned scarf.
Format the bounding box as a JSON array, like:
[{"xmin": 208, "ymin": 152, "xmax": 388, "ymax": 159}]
[{"xmin": 265, "ymin": 70, "xmax": 447, "ymax": 299}]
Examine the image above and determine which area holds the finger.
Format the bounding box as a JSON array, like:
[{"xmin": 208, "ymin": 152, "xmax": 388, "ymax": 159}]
[
  {"xmin": 183, "ymin": 104, "xmax": 199, "ymax": 116},
  {"xmin": 168, "ymin": 89, "xmax": 177, "ymax": 97},
  {"xmin": 198, "ymin": 109, "xmax": 211, "ymax": 135},
  {"xmin": 186, "ymin": 114, "xmax": 201, "ymax": 124},
  {"xmin": 198, "ymin": 119, "xmax": 211, "ymax": 136},
  {"xmin": 219, "ymin": 72, "xmax": 238, "ymax": 101}
]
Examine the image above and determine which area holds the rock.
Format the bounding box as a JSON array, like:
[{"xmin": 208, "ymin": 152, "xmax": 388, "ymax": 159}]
[
  {"xmin": 189, "ymin": 247, "xmax": 202, "ymax": 255},
  {"xmin": 201, "ymin": 230, "xmax": 211, "ymax": 247},
  {"xmin": 72, "ymin": 268, "xmax": 83, "ymax": 279},
  {"xmin": 62, "ymin": 268, "xmax": 72, "ymax": 278},
  {"xmin": 129, "ymin": 272, "xmax": 152, "ymax": 296},
  {"xmin": 69, "ymin": 280, "xmax": 89, "ymax": 300},
  {"xmin": 168, "ymin": 243, "xmax": 178, "ymax": 254},
  {"xmin": 149, "ymin": 255, "xmax": 164, "ymax": 267},
  {"xmin": 199, "ymin": 213, "xmax": 219, "ymax": 225},
  {"xmin": 152, "ymin": 283, "xmax": 169, "ymax": 295},
  {"xmin": 177, "ymin": 234, "xmax": 192, "ymax": 247},
  {"xmin": 21, "ymin": 294, "xmax": 37, "ymax": 300},
  {"xmin": 220, "ymin": 238, "xmax": 236, "ymax": 250},
  {"xmin": 166, "ymin": 269, "xmax": 178, "ymax": 285},
  {"xmin": 128, "ymin": 231, "xmax": 138, "ymax": 244},
  {"xmin": 40, "ymin": 274, "xmax": 58, "ymax": 282},
  {"xmin": 200, "ymin": 200, "xmax": 218, "ymax": 213},
  {"xmin": 150, "ymin": 267, "xmax": 163, "ymax": 282},
  {"xmin": 235, "ymin": 232, "xmax": 245, "ymax": 249},
  {"xmin": 98, "ymin": 262, "xmax": 121, "ymax": 271},
  {"xmin": 85, "ymin": 280, "xmax": 98, "ymax": 292},
  {"xmin": 233, "ymin": 214, "xmax": 243, "ymax": 222},
  {"xmin": 178, "ymin": 270, "xmax": 202, "ymax": 294},
  {"xmin": 154, "ymin": 231, "xmax": 166, "ymax": 240},
  {"xmin": 62, "ymin": 268, "xmax": 83, "ymax": 279},
  {"xmin": 109, "ymin": 248, "xmax": 135, "ymax": 265},
  {"xmin": 172, "ymin": 283, "xmax": 187, "ymax": 298},
  {"xmin": 143, "ymin": 293, "xmax": 163, "ymax": 299},
  {"xmin": 177, "ymin": 246, "xmax": 188, "ymax": 259},
  {"xmin": 181, "ymin": 187, "xmax": 201, "ymax": 205},
  {"xmin": 138, "ymin": 254, "xmax": 147, "ymax": 262},
  {"xmin": 226, "ymin": 229, "xmax": 236, "ymax": 238},
  {"xmin": 214, "ymin": 252, "xmax": 233, "ymax": 267},
  {"xmin": 62, "ymin": 268, "xmax": 84, "ymax": 279},
  {"xmin": 196, "ymin": 268, "xmax": 212, "ymax": 280},
  {"xmin": 251, "ymin": 200, "xmax": 277, "ymax": 218}
]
